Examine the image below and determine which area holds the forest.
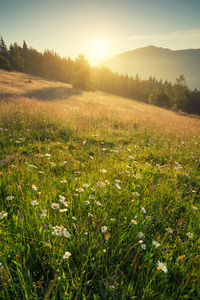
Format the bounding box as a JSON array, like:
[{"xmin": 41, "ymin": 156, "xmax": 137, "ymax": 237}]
[{"xmin": 0, "ymin": 35, "xmax": 200, "ymax": 115}]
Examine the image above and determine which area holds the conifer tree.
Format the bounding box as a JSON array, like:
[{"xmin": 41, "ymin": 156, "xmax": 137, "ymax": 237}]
[
  {"xmin": 9, "ymin": 43, "xmax": 24, "ymax": 71},
  {"xmin": 172, "ymin": 75, "xmax": 189, "ymax": 110},
  {"xmin": 0, "ymin": 36, "xmax": 8, "ymax": 59},
  {"xmin": 72, "ymin": 54, "xmax": 92, "ymax": 90},
  {"xmin": 0, "ymin": 55, "xmax": 11, "ymax": 71},
  {"xmin": 22, "ymin": 40, "xmax": 28, "ymax": 57}
]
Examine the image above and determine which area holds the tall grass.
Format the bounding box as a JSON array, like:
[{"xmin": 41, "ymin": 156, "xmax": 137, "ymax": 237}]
[{"xmin": 0, "ymin": 70, "xmax": 199, "ymax": 299}]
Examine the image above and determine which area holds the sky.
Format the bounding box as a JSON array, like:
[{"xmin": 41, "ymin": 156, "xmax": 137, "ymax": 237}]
[{"xmin": 0, "ymin": 0, "xmax": 200, "ymax": 66}]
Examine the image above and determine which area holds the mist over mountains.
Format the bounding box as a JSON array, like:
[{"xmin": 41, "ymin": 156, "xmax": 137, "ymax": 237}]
[{"xmin": 101, "ymin": 46, "xmax": 200, "ymax": 90}]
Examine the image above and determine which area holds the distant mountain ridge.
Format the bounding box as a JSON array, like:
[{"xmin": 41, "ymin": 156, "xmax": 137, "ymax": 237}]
[{"xmin": 101, "ymin": 46, "xmax": 200, "ymax": 90}]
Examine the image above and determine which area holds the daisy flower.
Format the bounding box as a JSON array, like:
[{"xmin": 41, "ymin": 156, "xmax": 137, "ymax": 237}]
[
  {"xmin": 186, "ymin": 232, "xmax": 194, "ymax": 239},
  {"xmin": 31, "ymin": 200, "xmax": 39, "ymax": 205},
  {"xmin": 40, "ymin": 211, "xmax": 47, "ymax": 218},
  {"xmin": 152, "ymin": 241, "xmax": 160, "ymax": 248},
  {"xmin": 0, "ymin": 211, "xmax": 8, "ymax": 219},
  {"xmin": 131, "ymin": 219, "xmax": 137, "ymax": 225},
  {"xmin": 115, "ymin": 184, "xmax": 121, "ymax": 190},
  {"xmin": 101, "ymin": 226, "xmax": 108, "ymax": 233},
  {"xmin": 6, "ymin": 196, "xmax": 15, "ymax": 201},
  {"xmin": 76, "ymin": 188, "xmax": 84, "ymax": 193},
  {"xmin": 157, "ymin": 261, "xmax": 168, "ymax": 273},
  {"xmin": 59, "ymin": 209, "xmax": 68, "ymax": 213},
  {"xmin": 83, "ymin": 183, "xmax": 90, "ymax": 188},
  {"xmin": 63, "ymin": 251, "xmax": 72, "ymax": 259},
  {"xmin": 141, "ymin": 244, "xmax": 146, "ymax": 250},
  {"xmin": 51, "ymin": 203, "xmax": 60, "ymax": 209},
  {"xmin": 32, "ymin": 185, "xmax": 38, "ymax": 191},
  {"xmin": 59, "ymin": 195, "xmax": 66, "ymax": 203},
  {"xmin": 84, "ymin": 200, "xmax": 90, "ymax": 205},
  {"xmin": 141, "ymin": 207, "xmax": 146, "ymax": 213},
  {"xmin": 100, "ymin": 169, "xmax": 107, "ymax": 173},
  {"xmin": 63, "ymin": 230, "xmax": 71, "ymax": 238}
]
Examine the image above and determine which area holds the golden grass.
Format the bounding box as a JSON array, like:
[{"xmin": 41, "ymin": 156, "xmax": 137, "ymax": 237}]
[{"xmin": 0, "ymin": 69, "xmax": 199, "ymax": 140}]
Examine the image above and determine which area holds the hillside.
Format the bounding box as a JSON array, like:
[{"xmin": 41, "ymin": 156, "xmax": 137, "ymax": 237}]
[
  {"xmin": 0, "ymin": 69, "xmax": 199, "ymax": 134},
  {"xmin": 0, "ymin": 70, "xmax": 200, "ymax": 299},
  {"xmin": 1, "ymin": 37, "xmax": 200, "ymax": 114},
  {"xmin": 101, "ymin": 45, "xmax": 200, "ymax": 90}
]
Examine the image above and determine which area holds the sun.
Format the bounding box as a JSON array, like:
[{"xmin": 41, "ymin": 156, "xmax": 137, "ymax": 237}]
[{"xmin": 88, "ymin": 39, "xmax": 109, "ymax": 65}]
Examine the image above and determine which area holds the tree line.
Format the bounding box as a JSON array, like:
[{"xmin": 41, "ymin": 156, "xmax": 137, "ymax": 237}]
[{"xmin": 0, "ymin": 35, "xmax": 200, "ymax": 115}]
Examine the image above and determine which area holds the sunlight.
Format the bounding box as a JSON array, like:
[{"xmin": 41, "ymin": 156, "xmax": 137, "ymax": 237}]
[{"xmin": 88, "ymin": 39, "xmax": 109, "ymax": 65}]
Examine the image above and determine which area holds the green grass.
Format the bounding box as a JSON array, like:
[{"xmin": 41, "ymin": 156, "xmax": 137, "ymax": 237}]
[{"xmin": 0, "ymin": 70, "xmax": 200, "ymax": 299}]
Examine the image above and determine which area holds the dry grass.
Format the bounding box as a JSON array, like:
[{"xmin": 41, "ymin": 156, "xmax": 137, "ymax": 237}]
[{"xmin": 0, "ymin": 69, "xmax": 199, "ymax": 140}]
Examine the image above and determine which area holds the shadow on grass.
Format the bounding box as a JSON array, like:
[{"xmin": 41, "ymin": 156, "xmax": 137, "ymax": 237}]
[
  {"xmin": 0, "ymin": 86, "xmax": 82, "ymax": 102},
  {"xmin": 23, "ymin": 86, "xmax": 82, "ymax": 101},
  {"xmin": 0, "ymin": 93, "xmax": 19, "ymax": 100}
]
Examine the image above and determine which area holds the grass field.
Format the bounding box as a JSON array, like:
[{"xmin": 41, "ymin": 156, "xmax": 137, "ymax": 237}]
[{"xmin": 0, "ymin": 69, "xmax": 200, "ymax": 299}]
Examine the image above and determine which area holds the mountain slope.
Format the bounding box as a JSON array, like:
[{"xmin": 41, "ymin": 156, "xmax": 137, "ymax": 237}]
[{"xmin": 101, "ymin": 46, "xmax": 200, "ymax": 89}]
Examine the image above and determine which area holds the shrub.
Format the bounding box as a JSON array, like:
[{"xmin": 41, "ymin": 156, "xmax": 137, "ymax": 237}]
[
  {"xmin": 148, "ymin": 89, "xmax": 169, "ymax": 108},
  {"xmin": 0, "ymin": 55, "xmax": 12, "ymax": 71}
]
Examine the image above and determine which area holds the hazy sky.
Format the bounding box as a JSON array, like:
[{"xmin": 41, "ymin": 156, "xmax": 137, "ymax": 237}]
[{"xmin": 0, "ymin": 0, "xmax": 200, "ymax": 65}]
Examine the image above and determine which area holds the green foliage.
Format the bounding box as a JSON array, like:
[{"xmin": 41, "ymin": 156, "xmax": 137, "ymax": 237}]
[
  {"xmin": 0, "ymin": 36, "xmax": 9, "ymax": 59},
  {"xmin": 9, "ymin": 43, "xmax": 24, "ymax": 71},
  {"xmin": 172, "ymin": 75, "xmax": 189, "ymax": 111},
  {"xmin": 72, "ymin": 54, "xmax": 93, "ymax": 90},
  {"xmin": 148, "ymin": 89, "xmax": 169, "ymax": 107},
  {"xmin": 0, "ymin": 55, "xmax": 11, "ymax": 71},
  {"xmin": 185, "ymin": 89, "xmax": 200, "ymax": 114},
  {"xmin": 164, "ymin": 82, "xmax": 174, "ymax": 106}
]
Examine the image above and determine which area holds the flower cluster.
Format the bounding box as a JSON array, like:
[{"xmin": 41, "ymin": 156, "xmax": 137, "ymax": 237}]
[
  {"xmin": 0, "ymin": 211, "xmax": 8, "ymax": 219},
  {"xmin": 51, "ymin": 225, "xmax": 71, "ymax": 238}
]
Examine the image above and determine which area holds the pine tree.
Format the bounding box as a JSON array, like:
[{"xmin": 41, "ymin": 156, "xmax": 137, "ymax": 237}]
[
  {"xmin": 0, "ymin": 36, "xmax": 8, "ymax": 59},
  {"xmin": 172, "ymin": 75, "xmax": 189, "ymax": 110},
  {"xmin": 72, "ymin": 54, "xmax": 92, "ymax": 90},
  {"xmin": 0, "ymin": 55, "xmax": 11, "ymax": 71},
  {"xmin": 22, "ymin": 40, "xmax": 28, "ymax": 57},
  {"xmin": 9, "ymin": 43, "xmax": 24, "ymax": 71}
]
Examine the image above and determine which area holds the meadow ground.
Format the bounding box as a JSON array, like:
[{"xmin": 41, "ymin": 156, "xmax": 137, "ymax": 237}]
[{"xmin": 0, "ymin": 69, "xmax": 199, "ymax": 299}]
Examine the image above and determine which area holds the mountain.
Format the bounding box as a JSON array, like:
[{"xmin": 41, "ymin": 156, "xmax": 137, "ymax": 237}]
[{"xmin": 101, "ymin": 46, "xmax": 200, "ymax": 90}]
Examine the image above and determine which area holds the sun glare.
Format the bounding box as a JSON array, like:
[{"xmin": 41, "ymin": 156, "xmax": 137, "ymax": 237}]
[{"xmin": 88, "ymin": 39, "xmax": 108, "ymax": 65}]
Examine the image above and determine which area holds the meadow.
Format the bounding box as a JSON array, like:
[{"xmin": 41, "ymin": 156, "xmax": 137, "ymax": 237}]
[{"xmin": 0, "ymin": 69, "xmax": 199, "ymax": 299}]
